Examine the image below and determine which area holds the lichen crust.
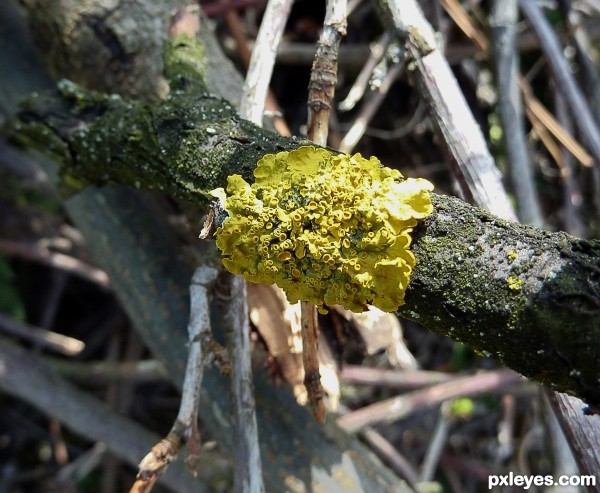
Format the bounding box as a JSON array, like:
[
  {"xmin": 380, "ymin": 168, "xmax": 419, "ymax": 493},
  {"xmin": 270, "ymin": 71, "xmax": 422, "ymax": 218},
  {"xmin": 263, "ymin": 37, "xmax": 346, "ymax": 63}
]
[{"xmin": 211, "ymin": 146, "xmax": 434, "ymax": 313}]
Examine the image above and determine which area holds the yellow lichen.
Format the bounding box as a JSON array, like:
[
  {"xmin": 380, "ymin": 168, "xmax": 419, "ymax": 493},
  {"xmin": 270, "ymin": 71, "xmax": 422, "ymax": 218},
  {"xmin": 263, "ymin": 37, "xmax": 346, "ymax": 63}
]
[
  {"xmin": 211, "ymin": 146, "xmax": 434, "ymax": 313},
  {"xmin": 507, "ymin": 276, "xmax": 523, "ymax": 291},
  {"xmin": 508, "ymin": 250, "xmax": 518, "ymax": 262}
]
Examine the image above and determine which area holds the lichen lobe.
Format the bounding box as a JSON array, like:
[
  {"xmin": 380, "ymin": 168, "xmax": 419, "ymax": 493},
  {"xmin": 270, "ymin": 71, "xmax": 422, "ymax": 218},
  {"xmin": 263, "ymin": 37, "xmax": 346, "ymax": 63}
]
[{"xmin": 212, "ymin": 146, "xmax": 434, "ymax": 313}]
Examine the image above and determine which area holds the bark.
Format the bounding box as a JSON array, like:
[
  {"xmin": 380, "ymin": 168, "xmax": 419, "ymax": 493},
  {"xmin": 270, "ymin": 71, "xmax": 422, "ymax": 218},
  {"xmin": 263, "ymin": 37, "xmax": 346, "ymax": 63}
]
[{"xmin": 11, "ymin": 77, "xmax": 600, "ymax": 412}]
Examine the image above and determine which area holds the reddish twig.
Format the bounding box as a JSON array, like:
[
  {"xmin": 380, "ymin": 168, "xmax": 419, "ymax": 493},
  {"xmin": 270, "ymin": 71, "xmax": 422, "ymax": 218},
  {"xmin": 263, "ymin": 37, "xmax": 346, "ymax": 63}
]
[{"xmin": 338, "ymin": 370, "xmax": 523, "ymax": 433}]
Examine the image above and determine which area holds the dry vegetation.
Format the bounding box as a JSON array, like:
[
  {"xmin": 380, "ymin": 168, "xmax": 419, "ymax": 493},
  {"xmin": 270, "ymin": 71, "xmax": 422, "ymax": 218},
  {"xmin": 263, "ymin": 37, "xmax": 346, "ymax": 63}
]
[{"xmin": 1, "ymin": 0, "xmax": 599, "ymax": 492}]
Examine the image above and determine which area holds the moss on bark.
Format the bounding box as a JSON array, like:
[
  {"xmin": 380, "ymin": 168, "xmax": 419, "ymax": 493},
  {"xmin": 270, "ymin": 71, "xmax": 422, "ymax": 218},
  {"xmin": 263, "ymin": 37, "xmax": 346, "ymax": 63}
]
[
  {"xmin": 403, "ymin": 195, "xmax": 600, "ymax": 408},
  {"xmin": 10, "ymin": 29, "xmax": 600, "ymax": 411},
  {"xmin": 12, "ymin": 83, "xmax": 600, "ymax": 410}
]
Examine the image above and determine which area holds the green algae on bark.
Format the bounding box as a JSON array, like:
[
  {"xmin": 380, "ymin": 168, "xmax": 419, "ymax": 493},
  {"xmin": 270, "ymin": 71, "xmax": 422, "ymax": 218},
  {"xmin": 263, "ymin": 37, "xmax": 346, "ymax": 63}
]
[
  {"xmin": 401, "ymin": 194, "xmax": 600, "ymax": 409},
  {"xmin": 11, "ymin": 61, "xmax": 600, "ymax": 412}
]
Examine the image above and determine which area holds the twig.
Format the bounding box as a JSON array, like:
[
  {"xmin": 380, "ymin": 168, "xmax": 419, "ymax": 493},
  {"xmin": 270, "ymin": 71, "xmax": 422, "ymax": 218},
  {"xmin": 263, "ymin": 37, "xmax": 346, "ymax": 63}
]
[
  {"xmin": 345, "ymin": 102, "xmax": 426, "ymax": 141},
  {"xmin": 341, "ymin": 365, "xmax": 454, "ymax": 390},
  {"xmin": 300, "ymin": 300, "xmax": 326, "ymax": 423},
  {"xmin": 339, "ymin": 46, "xmax": 404, "ymax": 153},
  {"xmin": 0, "ymin": 312, "xmax": 84, "ymax": 356},
  {"xmin": 337, "ymin": 404, "xmax": 420, "ymax": 489},
  {"xmin": 216, "ymin": 272, "xmax": 265, "ymax": 493},
  {"xmin": 338, "ymin": 30, "xmax": 392, "ymax": 111},
  {"xmin": 360, "ymin": 427, "xmax": 420, "ymax": 490},
  {"xmin": 519, "ymin": 0, "xmax": 600, "ymax": 206},
  {"xmin": 338, "ymin": 369, "xmax": 523, "ymax": 433},
  {"xmin": 48, "ymin": 358, "xmax": 168, "ymax": 384},
  {"xmin": 303, "ymin": 0, "xmax": 347, "ymax": 423},
  {"xmin": 0, "ymin": 336, "xmax": 209, "ymax": 493},
  {"xmin": 553, "ymin": 86, "xmax": 586, "ymax": 237},
  {"xmin": 223, "ymin": 0, "xmax": 291, "ymax": 135},
  {"xmin": 490, "ymin": 0, "xmax": 543, "ymax": 227},
  {"xmin": 0, "ymin": 238, "xmax": 109, "ymax": 288},
  {"xmin": 131, "ymin": 266, "xmax": 219, "ymax": 492},
  {"xmin": 494, "ymin": 394, "xmax": 516, "ymax": 466},
  {"xmin": 383, "ymin": 0, "xmax": 517, "ymax": 221},
  {"xmin": 419, "ymin": 407, "xmax": 451, "ymax": 482},
  {"xmin": 440, "ymin": 0, "xmax": 489, "ymax": 52},
  {"xmin": 548, "ymin": 392, "xmax": 600, "ymax": 493},
  {"xmin": 519, "ymin": 77, "xmax": 594, "ymax": 167},
  {"xmin": 239, "ymin": 0, "xmax": 294, "ymax": 126},
  {"xmin": 306, "ymin": 0, "xmax": 347, "ymax": 145},
  {"xmin": 558, "ymin": 0, "xmax": 600, "ymax": 126},
  {"xmin": 55, "ymin": 442, "xmax": 107, "ymax": 485},
  {"xmin": 542, "ymin": 394, "xmax": 580, "ymax": 493}
]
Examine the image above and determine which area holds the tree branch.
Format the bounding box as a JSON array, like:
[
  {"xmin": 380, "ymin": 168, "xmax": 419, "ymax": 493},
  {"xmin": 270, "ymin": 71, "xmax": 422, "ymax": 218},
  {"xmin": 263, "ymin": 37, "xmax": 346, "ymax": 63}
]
[{"xmin": 11, "ymin": 79, "xmax": 600, "ymax": 411}]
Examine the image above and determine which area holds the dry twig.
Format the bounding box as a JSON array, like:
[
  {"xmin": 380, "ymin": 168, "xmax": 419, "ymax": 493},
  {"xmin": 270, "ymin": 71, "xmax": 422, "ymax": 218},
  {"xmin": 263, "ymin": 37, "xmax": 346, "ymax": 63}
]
[
  {"xmin": 239, "ymin": 0, "xmax": 294, "ymax": 129},
  {"xmin": 519, "ymin": 0, "xmax": 600, "ymax": 205},
  {"xmin": 0, "ymin": 238, "xmax": 109, "ymax": 287},
  {"xmin": 216, "ymin": 273, "xmax": 265, "ymax": 493},
  {"xmin": 302, "ymin": 0, "xmax": 348, "ymax": 424},
  {"xmin": 338, "ymin": 30, "xmax": 392, "ymax": 112},
  {"xmin": 131, "ymin": 266, "xmax": 219, "ymax": 492},
  {"xmin": 0, "ymin": 312, "xmax": 84, "ymax": 356},
  {"xmin": 339, "ymin": 43, "xmax": 405, "ymax": 153},
  {"xmin": 490, "ymin": 0, "xmax": 543, "ymax": 227},
  {"xmin": 338, "ymin": 369, "xmax": 523, "ymax": 433},
  {"xmin": 384, "ymin": 0, "xmax": 517, "ymax": 220}
]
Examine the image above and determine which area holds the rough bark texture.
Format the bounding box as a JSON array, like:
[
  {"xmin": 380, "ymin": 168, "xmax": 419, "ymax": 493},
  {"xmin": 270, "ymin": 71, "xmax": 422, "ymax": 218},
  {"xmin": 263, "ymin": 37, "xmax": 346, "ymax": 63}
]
[
  {"xmin": 12, "ymin": 81, "xmax": 600, "ymax": 411},
  {"xmin": 404, "ymin": 195, "xmax": 600, "ymax": 407},
  {"xmin": 13, "ymin": 80, "xmax": 306, "ymax": 207}
]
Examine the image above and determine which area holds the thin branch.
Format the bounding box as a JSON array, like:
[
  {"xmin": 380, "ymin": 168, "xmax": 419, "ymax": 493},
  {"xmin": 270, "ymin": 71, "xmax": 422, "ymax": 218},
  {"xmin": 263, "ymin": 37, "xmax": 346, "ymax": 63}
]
[
  {"xmin": 440, "ymin": 0, "xmax": 489, "ymax": 52},
  {"xmin": 306, "ymin": 0, "xmax": 348, "ymax": 146},
  {"xmin": 558, "ymin": 0, "xmax": 600, "ymax": 126},
  {"xmin": 338, "ymin": 404, "xmax": 420, "ymax": 489},
  {"xmin": 341, "ymin": 365, "xmax": 454, "ymax": 390},
  {"xmin": 215, "ymin": 272, "xmax": 265, "ymax": 493},
  {"xmin": 553, "ymin": 85, "xmax": 586, "ymax": 237},
  {"xmin": 48, "ymin": 358, "xmax": 167, "ymax": 385},
  {"xmin": 419, "ymin": 407, "xmax": 451, "ymax": 482},
  {"xmin": 490, "ymin": 0, "xmax": 544, "ymax": 227},
  {"xmin": 0, "ymin": 238, "xmax": 109, "ymax": 288},
  {"xmin": 0, "ymin": 336, "xmax": 209, "ymax": 493},
  {"xmin": 519, "ymin": 77, "xmax": 594, "ymax": 167},
  {"xmin": 239, "ymin": 0, "xmax": 294, "ymax": 125},
  {"xmin": 495, "ymin": 394, "xmax": 516, "ymax": 465},
  {"xmin": 0, "ymin": 312, "xmax": 84, "ymax": 356},
  {"xmin": 548, "ymin": 392, "xmax": 600, "ymax": 493},
  {"xmin": 224, "ymin": 0, "xmax": 291, "ymax": 135},
  {"xmin": 519, "ymin": 0, "xmax": 600, "ymax": 206},
  {"xmin": 300, "ymin": 300, "xmax": 326, "ymax": 423},
  {"xmin": 337, "ymin": 370, "xmax": 523, "ymax": 433},
  {"xmin": 383, "ymin": 0, "xmax": 517, "ymax": 221},
  {"xmin": 132, "ymin": 266, "xmax": 219, "ymax": 492},
  {"xmin": 339, "ymin": 45, "xmax": 404, "ymax": 153},
  {"xmin": 542, "ymin": 395, "xmax": 580, "ymax": 490},
  {"xmin": 338, "ymin": 30, "xmax": 392, "ymax": 112}
]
